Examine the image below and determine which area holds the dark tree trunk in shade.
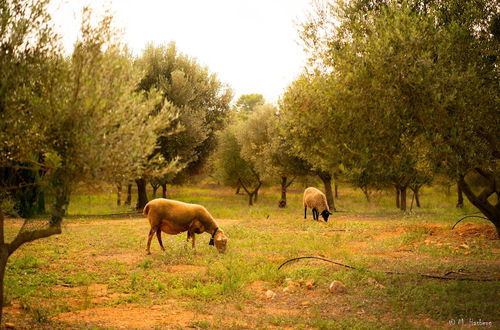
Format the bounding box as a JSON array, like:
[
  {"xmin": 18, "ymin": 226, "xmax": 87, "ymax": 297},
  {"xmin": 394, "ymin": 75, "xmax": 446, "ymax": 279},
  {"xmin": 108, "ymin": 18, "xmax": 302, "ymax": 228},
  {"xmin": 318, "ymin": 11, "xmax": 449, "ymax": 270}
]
[
  {"xmin": 318, "ymin": 172, "xmax": 335, "ymax": 211},
  {"xmin": 279, "ymin": 176, "xmax": 288, "ymax": 208},
  {"xmin": 0, "ymin": 243, "xmax": 8, "ymax": 325},
  {"xmin": 135, "ymin": 178, "xmax": 149, "ymax": 211},
  {"xmin": 161, "ymin": 183, "xmax": 167, "ymax": 198},
  {"xmin": 395, "ymin": 186, "xmax": 400, "ymax": 209},
  {"xmin": 410, "ymin": 185, "xmax": 421, "ymax": 208},
  {"xmin": 125, "ymin": 183, "xmax": 132, "ymax": 206},
  {"xmin": 414, "ymin": 187, "xmax": 421, "ymax": 208},
  {"xmin": 116, "ymin": 182, "xmax": 122, "ymax": 206},
  {"xmin": 400, "ymin": 186, "xmax": 407, "ymax": 211},
  {"xmin": 334, "ymin": 183, "xmax": 339, "ymax": 199},
  {"xmin": 456, "ymin": 182, "xmax": 464, "ymax": 208}
]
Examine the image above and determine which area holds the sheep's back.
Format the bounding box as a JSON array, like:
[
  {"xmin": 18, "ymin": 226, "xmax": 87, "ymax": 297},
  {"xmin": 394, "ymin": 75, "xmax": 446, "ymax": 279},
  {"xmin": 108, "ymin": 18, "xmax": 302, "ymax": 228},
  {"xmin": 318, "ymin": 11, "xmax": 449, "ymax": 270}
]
[
  {"xmin": 303, "ymin": 187, "xmax": 329, "ymax": 211},
  {"xmin": 145, "ymin": 198, "xmax": 200, "ymax": 226}
]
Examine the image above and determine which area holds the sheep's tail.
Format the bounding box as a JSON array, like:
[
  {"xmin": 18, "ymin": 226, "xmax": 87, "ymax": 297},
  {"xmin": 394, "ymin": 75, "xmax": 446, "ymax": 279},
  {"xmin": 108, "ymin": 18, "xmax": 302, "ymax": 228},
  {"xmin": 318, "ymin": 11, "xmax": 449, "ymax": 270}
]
[{"xmin": 142, "ymin": 203, "xmax": 150, "ymax": 216}]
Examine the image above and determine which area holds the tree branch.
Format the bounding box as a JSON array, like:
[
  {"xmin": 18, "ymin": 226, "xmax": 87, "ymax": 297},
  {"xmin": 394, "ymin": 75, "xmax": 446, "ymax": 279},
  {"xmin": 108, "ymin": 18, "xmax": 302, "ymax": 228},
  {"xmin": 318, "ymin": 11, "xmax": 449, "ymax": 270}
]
[
  {"xmin": 252, "ymin": 180, "xmax": 263, "ymax": 194},
  {"xmin": 0, "ymin": 180, "xmax": 49, "ymax": 192},
  {"xmin": 474, "ymin": 168, "xmax": 494, "ymax": 182},
  {"xmin": 458, "ymin": 176, "xmax": 498, "ymax": 222},
  {"xmin": 286, "ymin": 176, "xmax": 296, "ymax": 188},
  {"xmin": 238, "ymin": 178, "xmax": 251, "ymax": 195},
  {"xmin": 7, "ymin": 223, "xmax": 62, "ymax": 256}
]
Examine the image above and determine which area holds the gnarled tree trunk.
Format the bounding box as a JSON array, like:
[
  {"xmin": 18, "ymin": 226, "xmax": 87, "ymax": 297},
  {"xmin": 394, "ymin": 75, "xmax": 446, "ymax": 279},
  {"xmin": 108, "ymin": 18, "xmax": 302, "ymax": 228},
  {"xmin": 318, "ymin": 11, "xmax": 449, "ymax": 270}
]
[
  {"xmin": 458, "ymin": 171, "xmax": 500, "ymax": 236},
  {"xmin": 278, "ymin": 176, "xmax": 295, "ymax": 208},
  {"xmin": 239, "ymin": 178, "xmax": 262, "ymax": 206}
]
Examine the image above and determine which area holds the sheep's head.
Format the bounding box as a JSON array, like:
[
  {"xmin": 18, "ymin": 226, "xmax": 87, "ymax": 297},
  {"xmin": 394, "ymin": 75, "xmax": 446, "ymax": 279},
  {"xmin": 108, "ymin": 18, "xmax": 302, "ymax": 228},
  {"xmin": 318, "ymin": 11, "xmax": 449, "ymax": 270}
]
[
  {"xmin": 321, "ymin": 210, "xmax": 332, "ymax": 222},
  {"xmin": 213, "ymin": 229, "xmax": 228, "ymax": 253}
]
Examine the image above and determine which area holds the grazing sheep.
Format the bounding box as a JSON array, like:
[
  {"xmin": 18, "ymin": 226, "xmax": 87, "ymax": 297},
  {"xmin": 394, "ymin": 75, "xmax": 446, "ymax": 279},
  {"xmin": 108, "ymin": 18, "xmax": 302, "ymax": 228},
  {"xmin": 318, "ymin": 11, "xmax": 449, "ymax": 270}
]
[
  {"xmin": 303, "ymin": 187, "xmax": 332, "ymax": 222},
  {"xmin": 143, "ymin": 198, "xmax": 228, "ymax": 254}
]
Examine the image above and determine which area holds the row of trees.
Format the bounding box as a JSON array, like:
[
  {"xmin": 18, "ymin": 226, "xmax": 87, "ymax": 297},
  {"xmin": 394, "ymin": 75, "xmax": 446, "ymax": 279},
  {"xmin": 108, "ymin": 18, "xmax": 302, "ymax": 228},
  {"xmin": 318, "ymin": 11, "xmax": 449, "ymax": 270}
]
[
  {"xmin": 211, "ymin": 95, "xmax": 312, "ymax": 207},
  {"xmin": 278, "ymin": 0, "xmax": 498, "ymax": 230},
  {"xmin": 211, "ymin": 0, "xmax": 498, "ymax": 235}
]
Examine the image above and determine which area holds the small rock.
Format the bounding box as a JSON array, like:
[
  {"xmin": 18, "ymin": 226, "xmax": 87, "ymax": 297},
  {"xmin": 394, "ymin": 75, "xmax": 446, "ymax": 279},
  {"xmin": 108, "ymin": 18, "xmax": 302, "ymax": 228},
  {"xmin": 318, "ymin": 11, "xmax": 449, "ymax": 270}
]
[
  {"xmin": 5, "ymin": 323, "xmax": 16, "ymax": 329},
  {"xmin": 328, "ymin": 280, "xmax": 347, "ymax": 293},
  {"xmin": 265, "ymin": 289, "xmax": 276, "ymax": 299},
  {"xmin": 304, "ymin": 279, "xmax": 315, "ymax": 289},
  {"xmin": 459, "ymin": 244, "xmax": 470, "ymax": 249},
  {"xmin": 463, "ymin": 251, "xmax": 472, "ymax": 255},
  {"xmin": 283, "ymin": 284, "xmax": 297, "ymax": 293},
  {"xmin": 367, "ymin": 278, "xmax": 385, "ymax": 289}
]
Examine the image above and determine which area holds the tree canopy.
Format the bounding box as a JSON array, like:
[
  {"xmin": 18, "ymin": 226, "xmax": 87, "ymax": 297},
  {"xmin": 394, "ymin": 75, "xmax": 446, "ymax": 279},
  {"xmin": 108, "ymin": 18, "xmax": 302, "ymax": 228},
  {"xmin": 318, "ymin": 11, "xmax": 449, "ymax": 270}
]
[{"xmin": 285, "ymin": 0, "xmax": 498, "ymax": 227}]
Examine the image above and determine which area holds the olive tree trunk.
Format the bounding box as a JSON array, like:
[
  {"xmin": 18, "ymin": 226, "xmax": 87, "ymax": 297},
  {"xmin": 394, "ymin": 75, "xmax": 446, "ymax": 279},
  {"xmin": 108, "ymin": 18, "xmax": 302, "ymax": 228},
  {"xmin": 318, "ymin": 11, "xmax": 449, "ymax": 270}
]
[
  {"xmin": 125, "ymin": 183, "xmax": 132, "ymax": 206},
  {"xmin": 161, "ymin": 183, "xmax": 167, "ymax": 198},
  {"xmin": 456, "ymin": 182, "xmax": 464, "ymax": 208},
  {"xmin": 239, "ymin": 178, "xmax": 262, "ymax": 206},
  {"xmin": 458, "ymin": 172, "xmax": 500, "ymax": 236},
  {"xmin": 0, "ymin": 183, "xmax": 65, "ymax": 324},
  {"xmin": 116, "ymin": 182, "xmax": 122, "ymax": 206},
  {"xmin": 135, "ymin": 178, "xmax": 149, "ymax": 211},
  {"xmin": 400, "ymin": 186, "xmax": 407, "ymax": 211},
  {"xmin": 278, "ymin": 176, "xmax": 295, "ymax": 208},
  {"xmin": 318, "ymin": 171, "xmax": 336, "ymax": 211}
]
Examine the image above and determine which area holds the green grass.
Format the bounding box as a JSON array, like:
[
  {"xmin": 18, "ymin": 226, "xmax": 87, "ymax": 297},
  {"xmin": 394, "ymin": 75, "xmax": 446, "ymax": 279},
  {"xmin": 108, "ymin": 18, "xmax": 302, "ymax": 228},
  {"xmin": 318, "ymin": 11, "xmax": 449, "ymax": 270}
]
[{"xmin": 3, "ymin": 183, "xmax": 499, "ymax": 328}]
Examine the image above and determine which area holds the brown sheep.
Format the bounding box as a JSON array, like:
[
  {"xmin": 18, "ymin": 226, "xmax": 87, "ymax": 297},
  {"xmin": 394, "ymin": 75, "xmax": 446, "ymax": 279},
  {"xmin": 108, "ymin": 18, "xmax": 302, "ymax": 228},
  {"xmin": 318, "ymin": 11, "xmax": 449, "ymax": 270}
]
[
  {"xmin": 303, "ymin": 187, "xmax": 331, "ymax": 222},
  {"xmin": 143, "ymin": 198, "xmax": 228, "ymax": 254}
]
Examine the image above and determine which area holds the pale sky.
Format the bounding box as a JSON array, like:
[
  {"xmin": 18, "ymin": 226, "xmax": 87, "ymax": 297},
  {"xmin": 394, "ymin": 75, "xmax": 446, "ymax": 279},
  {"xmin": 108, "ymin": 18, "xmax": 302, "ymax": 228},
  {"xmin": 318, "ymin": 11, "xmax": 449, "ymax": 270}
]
[{"xmin": 49, "ymin": 0, "xmax": 312, "ymax": 104}]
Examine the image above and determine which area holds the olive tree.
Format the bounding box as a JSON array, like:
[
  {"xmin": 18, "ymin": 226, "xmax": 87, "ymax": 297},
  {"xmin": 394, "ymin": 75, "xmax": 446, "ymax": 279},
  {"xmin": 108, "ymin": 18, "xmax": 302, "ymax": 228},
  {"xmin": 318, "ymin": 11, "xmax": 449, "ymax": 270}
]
[
  {"xmin": 133, "ymin": 43, "xmax": 232, "ymax": 209},
  {"xmin": 237, "ymin": 104, "xmax": 310, "ymax": 207},
  {"xmin": 211, "ymin": 115, "xmax": 263, "ymax": 205},
  {"xmin": 0, "ymin": 1, "xmax": 175, "ymax": 323}
]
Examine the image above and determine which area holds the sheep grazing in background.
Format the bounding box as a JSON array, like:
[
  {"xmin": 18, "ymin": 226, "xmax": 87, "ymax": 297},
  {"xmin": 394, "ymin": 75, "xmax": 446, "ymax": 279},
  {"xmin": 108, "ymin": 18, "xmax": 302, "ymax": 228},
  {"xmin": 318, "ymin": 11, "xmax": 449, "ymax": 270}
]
[
  {"xmin": 303, "ymin": 187, "xmax": 332, "ymax": 222},
  {"xmin": 143, "ymin": 198, "xmax": 228, "ymax": 254}
]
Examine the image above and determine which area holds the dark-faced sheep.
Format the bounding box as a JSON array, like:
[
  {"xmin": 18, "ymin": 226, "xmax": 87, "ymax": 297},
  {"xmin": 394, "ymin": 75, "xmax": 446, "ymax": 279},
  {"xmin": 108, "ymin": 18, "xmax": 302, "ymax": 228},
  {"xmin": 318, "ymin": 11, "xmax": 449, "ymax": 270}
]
[
  {"xmin": 303, "ymin": 187, "xmax": 332, "ymax": 222},
  {"xmin": 143, "ymin": 198, "xmax": 228, "ymax": 254}
]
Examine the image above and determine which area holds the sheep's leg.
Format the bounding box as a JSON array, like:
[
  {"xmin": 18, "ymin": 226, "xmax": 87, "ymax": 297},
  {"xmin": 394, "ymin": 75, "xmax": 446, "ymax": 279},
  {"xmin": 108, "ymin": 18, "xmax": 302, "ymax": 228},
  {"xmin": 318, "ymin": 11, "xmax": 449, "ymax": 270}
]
[
  {"xmin": 146, "ymin": 227, "xmax": 156, "ymax": 254},
  {"xmin": 313, "ymin": 209, "xmax": 318, "ymax": 221},
  {"xmin": 304, "ymin": 206, "xmax": 307, "ymax": 219},
  {"xmin": 156, "ymin": 228, "xmax": 165, "ymax": 251},
  {"xmin": 191, "ymin": 233, "xmax": 196, "ymax": 249}
]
